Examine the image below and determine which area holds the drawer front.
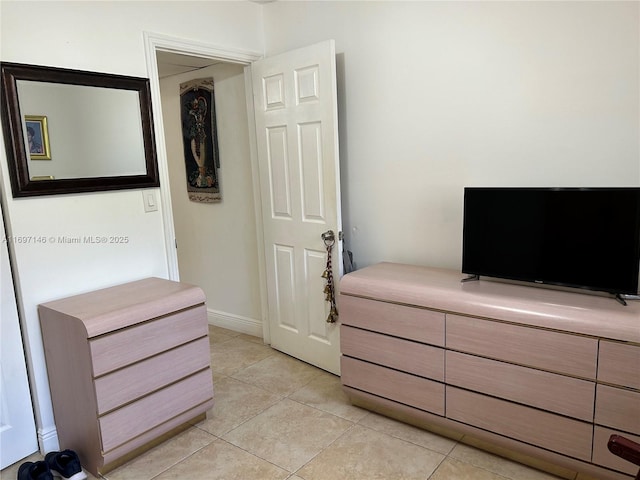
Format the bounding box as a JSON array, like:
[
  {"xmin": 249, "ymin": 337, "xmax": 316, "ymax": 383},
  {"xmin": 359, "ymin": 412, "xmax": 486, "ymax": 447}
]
[
  {"xmin": 446, "ymin": 386, "xmax": 592, "ymax": 461},
  {"xmin": 446, "ymin": 314, "xmax": 597, "ymax": 379},
  {"xmin": 594, "ymin": 384, "xmax": 640, "ymax": 434},
  {"xmin": 598, "ymin": 341, "xmax": 640, "ymax": 390},
  {"xmin": 94, "ymin": 337, "xmax": 211, "ymax": 414},
  {"xmin": 90, "ymin": 305, "xmax": 207, "ymax": 376},
  {"xmin": 341, "ymin": 356, "xmax": 444, "ymax": 415},
  {"xmin": 341, "ymin": 325, "xmax": 444, "ymax": 381},
  {"xmin": 99, "ymin": 369, "xmax": 213, "ymax": 452},
  {"xmin": 339, "ymin": 295, "xmax": 444, "ymax": 346},
  {"xmin": 592, "ymin": 426, "xmax": 640, "ymax": 476},
  {"xmin": 445, "ymin": 351, "xmax": 595, "ymax": 421}
]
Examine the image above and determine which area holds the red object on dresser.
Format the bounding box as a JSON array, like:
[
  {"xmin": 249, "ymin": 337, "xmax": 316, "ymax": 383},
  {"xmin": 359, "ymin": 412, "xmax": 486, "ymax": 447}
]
[{"xmin": 608, "ymin": 435, "xmax": 640, "ymax": 480}]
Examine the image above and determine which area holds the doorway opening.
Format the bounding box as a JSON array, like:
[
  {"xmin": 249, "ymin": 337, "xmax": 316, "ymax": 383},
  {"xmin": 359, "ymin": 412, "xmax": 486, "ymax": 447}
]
[
  {"xmin": 145, "ymin": 35, "xmax": 344, "ymax": 374},
  {"xmin": 144, "ymin": 34, "xmax": 267, "ymax": 340}
]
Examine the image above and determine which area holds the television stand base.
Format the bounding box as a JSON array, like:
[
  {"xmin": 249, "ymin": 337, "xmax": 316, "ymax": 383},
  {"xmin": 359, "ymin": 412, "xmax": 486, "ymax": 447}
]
[
  {"xmin": 615, "ymin": 294, "xmax": 627, "ymax": 306},
  {"xmin": 616, "ymin": 294, "xmax": 640, "ymax": 305},
  {"xmin": 461, "ymin": 274, "xmax": 480, "ymax": 283}
]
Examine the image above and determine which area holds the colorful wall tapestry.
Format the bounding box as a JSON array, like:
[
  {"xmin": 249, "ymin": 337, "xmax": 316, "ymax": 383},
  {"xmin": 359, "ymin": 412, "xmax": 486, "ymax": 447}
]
[{"xmin": 180, "ymin": 78, "xmax": 220, "ymax": 203}]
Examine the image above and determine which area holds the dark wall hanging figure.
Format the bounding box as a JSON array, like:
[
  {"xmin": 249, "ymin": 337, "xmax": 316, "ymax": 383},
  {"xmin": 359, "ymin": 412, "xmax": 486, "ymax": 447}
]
[{"xmin": 180, "ymin": 77, "xmax": 221, "ymax": 203}]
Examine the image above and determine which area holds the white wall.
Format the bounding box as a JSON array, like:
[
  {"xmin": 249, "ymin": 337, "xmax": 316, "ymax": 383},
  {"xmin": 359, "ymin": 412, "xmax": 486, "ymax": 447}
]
[
  {"xmin": 160, "ymin": 63, "xmax": 262, "ymax": 335},
  {"xmin": 0, "ymin": 0, "xmax": 263, "ymax": 452},
  {"xmin": 262, "ymin": 1, "xmax": 640, "ymax": 271}
]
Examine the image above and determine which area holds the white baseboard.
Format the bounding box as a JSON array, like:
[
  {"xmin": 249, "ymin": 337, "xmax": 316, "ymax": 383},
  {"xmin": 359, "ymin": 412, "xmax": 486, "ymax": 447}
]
[
  {"xmin": 207, "ymin": 309, "xmax": 263, "ymax": 338},
  {"xmin": 37, "ymin": 425, "xmax": 59, "ymax": 454}
]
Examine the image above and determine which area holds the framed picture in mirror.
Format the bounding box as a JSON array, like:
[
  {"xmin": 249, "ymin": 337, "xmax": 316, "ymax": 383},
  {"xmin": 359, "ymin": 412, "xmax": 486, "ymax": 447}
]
[{"xmin": 24, "ymin": 115, "xmax": 51, "ymax": 160}]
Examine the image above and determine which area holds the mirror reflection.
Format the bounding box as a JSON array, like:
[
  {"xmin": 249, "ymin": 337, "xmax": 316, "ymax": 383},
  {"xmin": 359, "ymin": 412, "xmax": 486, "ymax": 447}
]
[{"xmin": 18, "ymin": 81, "xmax": 147, "ymax": 179}]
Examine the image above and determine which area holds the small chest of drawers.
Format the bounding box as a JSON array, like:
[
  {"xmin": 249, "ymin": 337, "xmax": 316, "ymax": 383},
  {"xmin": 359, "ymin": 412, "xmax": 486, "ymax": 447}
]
[{"xmin": 39, "ymin": 277, "xmax": 214, "ymax": 476}]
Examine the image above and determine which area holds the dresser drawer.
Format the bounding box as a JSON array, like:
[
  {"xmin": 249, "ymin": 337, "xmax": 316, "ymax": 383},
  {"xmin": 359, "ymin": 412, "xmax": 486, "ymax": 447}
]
[
  {"xmin": 99, "ymin": 369, "xmax": 213, "ymax": 452},
  {"xmin": 598, "ymin": 341, "xmax": 640, "ymax": 390},
  {"xmin": 341, "ymin": 325, "xmax": 444, "ymax": 381},
  {"xmin": 339, "ymin": 295, "xmax": 444, "ymax": 346},
  {"xmin": 90, "ymin": 305, "xmax": 207, "ymax": 376},
  {"xmin": 594, "ymin": 384, "xmax": 640, "ymax": 434},
  {"xmin": 446, "ymin": 315, "xmax": 598, "ymax": 379},
  {"xmin": 446, "ymin": 387, "xmax": 592, "ymax": 461},
  {"xmin": 592, "ymin": 427, "xmax": 640, "ymax": 476},
  {"xmin": 445, "ymin": 351, "xmax": 595, "ymax": 421},
  {"xmin": 94, "ymin": 337, "xmax": 211, "ymax": 414},
  {"xmin": 341, "ymin": 356, "xmax": 444, "ymax": 415}
]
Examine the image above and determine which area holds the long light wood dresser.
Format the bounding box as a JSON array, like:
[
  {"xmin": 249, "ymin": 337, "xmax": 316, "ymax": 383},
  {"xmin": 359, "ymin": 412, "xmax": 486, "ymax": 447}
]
[
  {"xmin": 39, "ymin": 277, "xmax": 214, "ymax": 476},
  {"xmin": 340, "ymin": 262, "xmax": 640, "ymax": 480}
]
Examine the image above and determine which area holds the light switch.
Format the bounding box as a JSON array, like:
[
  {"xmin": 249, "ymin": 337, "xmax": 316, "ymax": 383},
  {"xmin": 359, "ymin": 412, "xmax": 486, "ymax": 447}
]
[{"xmin": 143, "ymin": 191, "xmax": 158, "ymax": 212}]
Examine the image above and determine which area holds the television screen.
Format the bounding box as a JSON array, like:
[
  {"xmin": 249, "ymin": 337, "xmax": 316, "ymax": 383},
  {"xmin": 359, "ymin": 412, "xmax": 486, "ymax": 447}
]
[{"xmin": 462, "ymin": 188, "xmax": 640, "ymax": 295}]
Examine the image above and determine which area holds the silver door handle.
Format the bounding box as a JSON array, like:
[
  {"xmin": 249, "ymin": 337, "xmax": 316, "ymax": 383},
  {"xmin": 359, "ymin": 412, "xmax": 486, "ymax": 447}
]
[{"xmin": 321, "ymin": 230, "xmax": 335, "ymax": 246}]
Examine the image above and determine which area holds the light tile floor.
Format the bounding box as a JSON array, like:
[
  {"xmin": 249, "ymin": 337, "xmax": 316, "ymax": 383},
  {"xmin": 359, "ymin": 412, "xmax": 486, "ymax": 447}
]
[{"xmin": 2, "ymin": 326, "xmax": 603, "ymax": 480}]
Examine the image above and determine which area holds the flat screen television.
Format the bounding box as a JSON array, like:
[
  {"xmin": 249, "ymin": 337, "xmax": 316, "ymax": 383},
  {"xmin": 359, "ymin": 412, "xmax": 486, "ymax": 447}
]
[{"xmin": 461, "ymin": 187, "xmax": 640, "ymax": 298}]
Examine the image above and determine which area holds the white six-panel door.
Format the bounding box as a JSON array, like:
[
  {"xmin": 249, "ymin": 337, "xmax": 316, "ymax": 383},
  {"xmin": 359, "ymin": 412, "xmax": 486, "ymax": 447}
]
[
  {"xmin": 0, "ymin": 208, "xmax": 38, "ymax": 468},
  {"xmin": 251, "ymin": 40, "xmax": 343, "ymax": 374}
]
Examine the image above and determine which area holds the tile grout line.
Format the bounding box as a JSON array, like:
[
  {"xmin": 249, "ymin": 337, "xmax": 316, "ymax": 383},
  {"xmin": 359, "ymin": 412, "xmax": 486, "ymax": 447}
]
[
  {"xmin": 290, "ymin": 421, "xmax": 360, "ymax": 478},
  {"xmin": 214, "ymin": 436, "xmax": 295, "ymax": 477}
]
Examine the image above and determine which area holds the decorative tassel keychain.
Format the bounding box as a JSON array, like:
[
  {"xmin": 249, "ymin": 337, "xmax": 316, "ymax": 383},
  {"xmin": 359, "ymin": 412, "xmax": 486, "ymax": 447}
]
[{"xmin": 321, "ymin": 230, "xmax": 339, "ymax": 323}]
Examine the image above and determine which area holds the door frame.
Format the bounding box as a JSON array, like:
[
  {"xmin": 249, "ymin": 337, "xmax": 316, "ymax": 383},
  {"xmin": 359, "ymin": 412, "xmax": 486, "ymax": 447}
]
[{"xmin": 143, "ymin": 32, "xmax": 271, "ymax": 342}]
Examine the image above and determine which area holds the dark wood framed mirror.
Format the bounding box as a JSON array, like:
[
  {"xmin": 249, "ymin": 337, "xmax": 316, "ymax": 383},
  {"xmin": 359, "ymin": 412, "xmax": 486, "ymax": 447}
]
[{"xmin": 1, "ymin": 62, "xmax": 159, "ymax": 197}]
